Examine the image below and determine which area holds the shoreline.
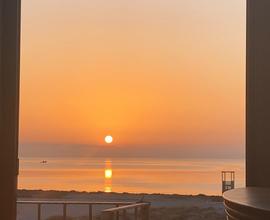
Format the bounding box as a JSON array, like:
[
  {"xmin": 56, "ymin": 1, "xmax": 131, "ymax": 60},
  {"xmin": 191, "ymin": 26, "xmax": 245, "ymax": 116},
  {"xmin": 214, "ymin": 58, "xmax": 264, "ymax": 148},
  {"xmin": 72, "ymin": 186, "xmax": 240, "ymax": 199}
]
[{"xmin": 18, "ymin": 188, "xmax": 223, "ymax": 198}]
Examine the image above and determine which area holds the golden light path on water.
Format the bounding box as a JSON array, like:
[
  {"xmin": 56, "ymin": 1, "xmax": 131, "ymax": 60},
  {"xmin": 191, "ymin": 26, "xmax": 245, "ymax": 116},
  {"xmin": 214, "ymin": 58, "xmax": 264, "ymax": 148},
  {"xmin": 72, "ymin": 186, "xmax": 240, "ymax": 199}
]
[
  {"xmin": 104, "ymin": 160, "xmax": 112, "ymax": 192},
  {"xmin": 17, "ymin": 158, "xmax": 245, "ymax": 195}
]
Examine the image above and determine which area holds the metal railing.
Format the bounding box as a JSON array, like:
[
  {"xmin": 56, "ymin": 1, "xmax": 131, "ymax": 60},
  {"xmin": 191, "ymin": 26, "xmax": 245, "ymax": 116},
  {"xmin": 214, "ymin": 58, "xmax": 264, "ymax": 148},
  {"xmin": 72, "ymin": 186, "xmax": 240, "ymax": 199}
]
[
  {"xmin": 17, "ymin": 200, "xmax": 150, "ymax": 220},
  {"xmin": 17, "ymin": 200, "xmax": 132, "ymax": 220},
  {"xmin": 101, "ymin": 202, "xmax": 150, "ymax": 220}
]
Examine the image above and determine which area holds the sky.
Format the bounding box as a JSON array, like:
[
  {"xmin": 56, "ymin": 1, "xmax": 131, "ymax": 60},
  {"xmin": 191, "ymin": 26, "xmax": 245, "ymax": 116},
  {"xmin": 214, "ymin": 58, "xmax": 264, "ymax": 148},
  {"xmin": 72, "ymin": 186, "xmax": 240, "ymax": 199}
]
[{"xmin": 19, "ymin": 0, "xmax": 246, "ymax": 158}]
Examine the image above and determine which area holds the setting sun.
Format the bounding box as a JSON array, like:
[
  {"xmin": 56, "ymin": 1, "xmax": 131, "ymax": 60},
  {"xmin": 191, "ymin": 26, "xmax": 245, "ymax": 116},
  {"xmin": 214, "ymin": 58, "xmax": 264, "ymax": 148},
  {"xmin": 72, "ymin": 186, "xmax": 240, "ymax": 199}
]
[{"xmin": 105, "ymin": 135, "xmax": 113, "ymax": 144}]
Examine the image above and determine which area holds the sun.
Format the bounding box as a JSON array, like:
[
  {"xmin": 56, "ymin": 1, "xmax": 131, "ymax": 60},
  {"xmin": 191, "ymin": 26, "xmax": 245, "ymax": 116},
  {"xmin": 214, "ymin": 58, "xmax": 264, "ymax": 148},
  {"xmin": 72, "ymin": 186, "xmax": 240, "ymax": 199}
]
[{"xmin": 105, "ymin": 135, "xmax": 113, "ymax": 144}]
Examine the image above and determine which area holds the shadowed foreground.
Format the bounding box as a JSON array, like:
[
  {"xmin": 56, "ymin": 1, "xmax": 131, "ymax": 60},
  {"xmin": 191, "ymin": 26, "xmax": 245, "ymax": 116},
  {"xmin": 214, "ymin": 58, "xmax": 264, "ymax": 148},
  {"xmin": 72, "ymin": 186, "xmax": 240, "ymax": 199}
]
[
  {"xmin": 17, "ymin": 190, "xmax": 226, "ymax": 220},
  {"xmin": 47, "ymin": 206, "xmax": 225, "ymax": 220}
]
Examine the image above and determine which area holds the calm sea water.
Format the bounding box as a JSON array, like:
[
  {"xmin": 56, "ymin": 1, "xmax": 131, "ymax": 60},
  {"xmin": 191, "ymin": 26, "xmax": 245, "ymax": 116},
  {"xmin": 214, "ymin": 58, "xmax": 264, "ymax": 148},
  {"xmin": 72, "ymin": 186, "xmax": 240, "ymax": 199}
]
[{"xmin": 18, "ymin": 157, "xmax": 245, "ymax": 195}]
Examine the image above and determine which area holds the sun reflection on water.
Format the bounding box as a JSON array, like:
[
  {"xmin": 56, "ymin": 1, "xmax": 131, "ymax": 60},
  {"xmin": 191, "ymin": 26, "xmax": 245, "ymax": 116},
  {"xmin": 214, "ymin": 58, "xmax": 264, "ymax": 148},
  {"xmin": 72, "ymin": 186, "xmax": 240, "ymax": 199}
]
[
  {"xmin": 105, "ymin": 168, "xmax": 112, "ymax": 179},
  {"xmin": 104, "ymin": 160, "xmax": 112, "ymax": 192}
]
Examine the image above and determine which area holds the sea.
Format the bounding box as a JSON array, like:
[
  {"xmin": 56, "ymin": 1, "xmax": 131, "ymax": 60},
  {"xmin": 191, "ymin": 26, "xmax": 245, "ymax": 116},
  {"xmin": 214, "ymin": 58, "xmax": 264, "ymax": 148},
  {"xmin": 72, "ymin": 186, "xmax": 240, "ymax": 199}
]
[{"xmin": 18, "ymin": 157, "xmax": 245, "ymax": 196}]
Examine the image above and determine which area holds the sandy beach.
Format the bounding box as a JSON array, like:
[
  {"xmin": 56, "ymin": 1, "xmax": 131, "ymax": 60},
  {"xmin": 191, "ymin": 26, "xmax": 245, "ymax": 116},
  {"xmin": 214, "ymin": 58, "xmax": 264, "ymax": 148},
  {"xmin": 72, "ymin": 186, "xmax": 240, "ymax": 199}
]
[{"xmin": 17, "ymin": 190, "xmax": 226, "ymax": 220}]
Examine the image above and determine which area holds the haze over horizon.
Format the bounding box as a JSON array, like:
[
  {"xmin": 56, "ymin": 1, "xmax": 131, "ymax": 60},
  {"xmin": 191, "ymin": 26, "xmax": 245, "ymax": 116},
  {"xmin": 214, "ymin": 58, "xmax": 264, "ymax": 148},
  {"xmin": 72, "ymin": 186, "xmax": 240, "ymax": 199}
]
[{"xmin": 19, "ymin": 0, "xmax": 246, "ymax": 159}]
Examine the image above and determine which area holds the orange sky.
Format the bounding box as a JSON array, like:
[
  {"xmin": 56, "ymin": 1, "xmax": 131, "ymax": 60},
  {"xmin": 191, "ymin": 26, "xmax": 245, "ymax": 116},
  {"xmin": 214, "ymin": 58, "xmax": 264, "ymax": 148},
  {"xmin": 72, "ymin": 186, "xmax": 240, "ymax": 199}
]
[{"xmin": 19, "ymin": 0, "xmax": 246, "ymax": 158}]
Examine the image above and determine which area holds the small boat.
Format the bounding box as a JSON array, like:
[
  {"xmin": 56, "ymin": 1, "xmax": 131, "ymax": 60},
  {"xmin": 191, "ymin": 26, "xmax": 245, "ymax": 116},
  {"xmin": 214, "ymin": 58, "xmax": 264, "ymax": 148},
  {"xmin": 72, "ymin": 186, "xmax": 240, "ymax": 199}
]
[{"xmin": 40, "ymin": 160, "xmax": 47, "ymax": 164}]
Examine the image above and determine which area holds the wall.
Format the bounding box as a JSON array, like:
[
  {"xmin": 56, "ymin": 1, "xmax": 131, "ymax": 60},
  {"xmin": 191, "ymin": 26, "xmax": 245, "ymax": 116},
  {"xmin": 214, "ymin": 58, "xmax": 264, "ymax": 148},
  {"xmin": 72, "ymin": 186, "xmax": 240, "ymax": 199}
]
[
  {"xmin": 0, "ymin": 0, "xmax": 21, "ymax": 219},
  {"xmin": 247, "ymin": 0, "xmax": 270, "ymax": 187}
]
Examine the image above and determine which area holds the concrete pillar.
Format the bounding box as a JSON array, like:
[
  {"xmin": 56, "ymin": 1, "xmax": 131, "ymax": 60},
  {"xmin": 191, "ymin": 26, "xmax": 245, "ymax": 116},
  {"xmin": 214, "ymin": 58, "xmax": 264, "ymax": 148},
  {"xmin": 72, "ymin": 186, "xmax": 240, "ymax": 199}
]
[
  {"xmin": 246, "ymin": 0, "xmax": 270, "ymax": 187},
  {"xmin": 0, "ymin": 0, "xmax": 21, "ymax": 219}
]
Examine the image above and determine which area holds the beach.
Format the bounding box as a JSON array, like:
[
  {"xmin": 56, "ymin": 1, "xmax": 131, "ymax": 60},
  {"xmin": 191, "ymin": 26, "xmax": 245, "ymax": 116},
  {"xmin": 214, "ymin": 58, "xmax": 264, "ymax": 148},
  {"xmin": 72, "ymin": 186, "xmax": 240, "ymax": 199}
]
[
  {"xmin": 17, "ymin": 157, "xmax": 241, "ymax": 219},
  {"xmin": 17, "ymin": 190, "xmax": 226, "ymax": 220}
]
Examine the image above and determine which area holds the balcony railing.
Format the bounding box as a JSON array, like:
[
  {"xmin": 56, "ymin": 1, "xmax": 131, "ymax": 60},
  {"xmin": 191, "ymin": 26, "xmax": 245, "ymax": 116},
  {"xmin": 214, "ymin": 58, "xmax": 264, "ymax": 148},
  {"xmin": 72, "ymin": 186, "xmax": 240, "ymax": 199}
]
[
  {"xmin": 17, "ymin": 200, "xmax": 150, "ymax": 220},
  {"xmin": 102, "ymin": 202, "xmax": 150, "ymax": 220}
]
